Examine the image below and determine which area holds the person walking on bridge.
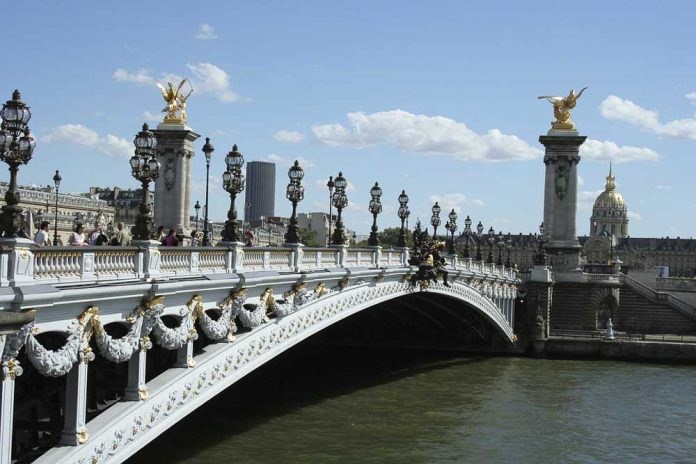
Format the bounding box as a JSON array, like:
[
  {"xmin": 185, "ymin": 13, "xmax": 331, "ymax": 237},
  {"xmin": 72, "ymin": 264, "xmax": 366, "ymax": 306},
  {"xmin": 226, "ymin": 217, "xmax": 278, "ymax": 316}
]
[{"xmin": 111, "ymin": 222, "xmax": 131, "ymax": 246}]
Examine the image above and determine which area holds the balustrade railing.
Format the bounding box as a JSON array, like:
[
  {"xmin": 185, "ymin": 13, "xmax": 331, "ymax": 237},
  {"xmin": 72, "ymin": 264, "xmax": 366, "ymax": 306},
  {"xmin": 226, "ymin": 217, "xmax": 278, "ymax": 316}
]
[{"xmin": 9, "ymin": 244, "xmax": 519, "ymax": 287}]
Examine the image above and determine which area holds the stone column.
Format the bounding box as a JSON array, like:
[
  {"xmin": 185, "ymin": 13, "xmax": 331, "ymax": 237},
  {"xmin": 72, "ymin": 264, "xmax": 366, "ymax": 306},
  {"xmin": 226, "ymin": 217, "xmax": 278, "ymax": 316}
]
[
  {"xmin": 153, "ymin": 123, "xmax": 200, "ymax": 238},
  {"xmin": 124, "ymin": 336, "xmax": 150, "ymax": 401},
  {"xmin": 539, "ymin": 131, "xmax": 586, "ymax": 272},
  {"xmin": 0, "ymin": 311, "xmax": 35, "ymax": 464},
  {"xmin": 61, "ymin": 348, "xmax": 93, "ymax": 445}
]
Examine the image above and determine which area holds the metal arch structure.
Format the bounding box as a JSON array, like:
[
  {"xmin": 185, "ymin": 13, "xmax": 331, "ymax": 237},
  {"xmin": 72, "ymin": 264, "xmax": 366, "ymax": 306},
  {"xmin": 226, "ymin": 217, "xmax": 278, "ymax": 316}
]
[{"xmin": 0, "ymin": 245, "xmax": 520, "ymax": 464}]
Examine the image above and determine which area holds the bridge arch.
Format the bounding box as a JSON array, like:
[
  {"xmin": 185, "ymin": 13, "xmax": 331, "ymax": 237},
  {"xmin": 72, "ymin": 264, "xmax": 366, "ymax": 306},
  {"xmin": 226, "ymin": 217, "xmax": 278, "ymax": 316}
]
[{"xmin": 33, "ymin": 278, "xmax": 516, "ymax": 464}]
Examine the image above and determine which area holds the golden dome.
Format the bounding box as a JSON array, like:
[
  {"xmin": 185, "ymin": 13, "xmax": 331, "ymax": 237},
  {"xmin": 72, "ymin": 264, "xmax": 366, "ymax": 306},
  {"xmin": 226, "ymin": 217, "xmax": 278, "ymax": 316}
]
[{"xmin": 593, "ymin": 163, "xmax": 626, "ymax": 209}]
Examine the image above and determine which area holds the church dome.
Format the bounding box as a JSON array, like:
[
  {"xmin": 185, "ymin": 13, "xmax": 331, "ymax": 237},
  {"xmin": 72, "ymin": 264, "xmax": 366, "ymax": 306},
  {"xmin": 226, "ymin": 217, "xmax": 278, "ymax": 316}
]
[
  {"xmin": 589, "ymin": 163, "xmax": 629, "ymax": 238},
  {"xmin": 593, "ymin": 165, "xmax": 626, "ymax": 210}
]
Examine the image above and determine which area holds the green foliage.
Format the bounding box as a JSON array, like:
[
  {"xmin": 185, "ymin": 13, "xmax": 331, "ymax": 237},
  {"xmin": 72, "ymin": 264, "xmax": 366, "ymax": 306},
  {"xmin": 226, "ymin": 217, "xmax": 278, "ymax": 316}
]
[
  {"xmin": 378, "ymin": 227, "xmax": 412, "ymax": 248},
  {"xmin": 299, "ymin": 227, "xmax": 320, "ymax": 247}
]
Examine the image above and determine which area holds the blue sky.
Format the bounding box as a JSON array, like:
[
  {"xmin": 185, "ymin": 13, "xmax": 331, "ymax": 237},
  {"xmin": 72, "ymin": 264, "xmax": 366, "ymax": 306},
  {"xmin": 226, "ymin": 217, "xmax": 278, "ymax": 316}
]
[{"xmin": 2, "ymin": 1, "xmax": 695, "ymax": 237}]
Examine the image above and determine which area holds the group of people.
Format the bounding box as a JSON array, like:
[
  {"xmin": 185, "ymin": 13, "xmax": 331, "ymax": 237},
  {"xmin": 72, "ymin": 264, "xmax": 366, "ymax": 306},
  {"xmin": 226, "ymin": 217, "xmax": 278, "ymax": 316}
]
[{"xmin": 33, "ymin": 221, "xmax": 132, "ymax": 247}]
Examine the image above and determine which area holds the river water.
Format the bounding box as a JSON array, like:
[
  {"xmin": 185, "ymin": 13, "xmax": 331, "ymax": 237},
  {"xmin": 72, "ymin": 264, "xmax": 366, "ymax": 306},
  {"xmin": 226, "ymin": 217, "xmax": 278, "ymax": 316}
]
[{"xmin": 129, "ymin": 346, "xmax": 696, "ymax": 464}]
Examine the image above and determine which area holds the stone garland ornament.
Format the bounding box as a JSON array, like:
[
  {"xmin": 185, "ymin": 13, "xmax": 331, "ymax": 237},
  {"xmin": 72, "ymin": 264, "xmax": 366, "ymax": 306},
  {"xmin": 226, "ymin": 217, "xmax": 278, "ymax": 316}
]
[
  {"xmin": 198, "ymin": 288, "xmax": 246, "ymax": 342},
  {"xmin": 274, "ymin": 282, "xmax": 330, "ymax": 317},
  {"xmin": 92, "ymin": 309, "xmax": 146, "ymax": 364},
  {"xmin": 1, "ymin": 314, "xmax": 36, "ymax": 380},
  {"xmin": 238, "ymin": 288, "xmax": 273, "ymax": 329},
  {"xmin": 151, "ymin": 295, "xmax": 200, "ymax": 350},
  {"xmin": 25, "ymin": 307, "xmax": 98, "ymax": 377}
]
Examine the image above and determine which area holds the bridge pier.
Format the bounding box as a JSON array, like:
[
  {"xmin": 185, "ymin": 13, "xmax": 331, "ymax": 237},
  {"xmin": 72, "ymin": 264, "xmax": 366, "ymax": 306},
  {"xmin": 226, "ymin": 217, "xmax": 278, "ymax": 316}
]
[{"xmin": 60, "ymin": 359, "xmax": 90, "ymax": 445}]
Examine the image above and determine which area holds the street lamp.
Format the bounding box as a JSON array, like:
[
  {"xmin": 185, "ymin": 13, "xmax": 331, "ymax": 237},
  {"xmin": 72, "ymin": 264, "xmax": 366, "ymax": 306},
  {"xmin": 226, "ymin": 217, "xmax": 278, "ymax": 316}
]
[
  {"xmin": 535, "ymin": 222, "xmax": 549, "ymax": 265},
  {"xmin": 430, "ymin": 202, "xmax": 441, "ymax": 240},
  {"xmin": 221, "ymin": 144, "xmax": 245, "ymax": 243},
  {"xmin": 201, "ymin": 137, "xmax": 214, "ymax": 246},
  {"xmin": 475, "ymin": 221, "xmax": 484, "ymax": 261},
  {"xmin": 52, "ymin": 169, "xmax": 61, "ymax": 245},
  {"xmin": 331, "ymin": 171, "xmax": 348, "ymax": 245},
  {"xmin": 505, "ymin": 233, "xmax": 513, "ymax": 268},
  {"xmin": 129, "ymin": 123, "xmax": 159, "ymax": 240},
  {"xmin": 194, "ymin": 200, "xmax": 201, "ymax": 232},
  {"xmin": 447, "ymin": 209, "xmax": 458, "ymax": 254},
  {"xmin": 367, "ymin": 182, "xmax": 383, "ymax": 246},
  {"xmin": 0, "ymin": 90, "xmax": 35, "ymax": 238},
  {"xmin": 486, "ymin": 226, "xmax": 495, "ymax": 264},
  {"xmin": 462, "ymin": 215, "xmax": 472, "ymax": 258},
  {"xmin": 284, "ymin": 160, "xmax": 305, "ymax": 244},
  {"xmin": 496, "ymin": 230, "xmax": 504, "ymax": 266},
  {"xmin": 326, "ymin": 176, "xmax": 335, "ymax": 247},
  {"xmin": 397, "ymin": 190, "xmax": 410, "ymax": 248}
]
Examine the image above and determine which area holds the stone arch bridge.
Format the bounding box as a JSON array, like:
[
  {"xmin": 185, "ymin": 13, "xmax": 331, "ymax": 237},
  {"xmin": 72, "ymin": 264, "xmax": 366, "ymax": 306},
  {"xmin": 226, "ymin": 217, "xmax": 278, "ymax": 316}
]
[{"xmin": 0, "ymin": 243, "xmax": 519, "ymax": 463}]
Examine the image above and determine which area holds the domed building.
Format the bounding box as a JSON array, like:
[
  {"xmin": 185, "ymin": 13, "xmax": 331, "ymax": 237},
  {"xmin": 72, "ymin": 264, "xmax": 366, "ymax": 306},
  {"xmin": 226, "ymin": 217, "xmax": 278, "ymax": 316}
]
[{"xmin": 589, "ymin": 163, "xmax": 628, "ymax": 238}]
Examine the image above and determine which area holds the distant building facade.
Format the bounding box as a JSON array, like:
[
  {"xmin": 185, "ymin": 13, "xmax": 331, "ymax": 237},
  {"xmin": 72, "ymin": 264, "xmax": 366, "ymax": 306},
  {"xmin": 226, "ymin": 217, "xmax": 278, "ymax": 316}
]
[
  {"xmin": 244, "ymin": 161, "xmax": 275, "ymax": 223},
  {"xmin": 90, "ymin": 186, "xmax": 153, "ymax": 228}
]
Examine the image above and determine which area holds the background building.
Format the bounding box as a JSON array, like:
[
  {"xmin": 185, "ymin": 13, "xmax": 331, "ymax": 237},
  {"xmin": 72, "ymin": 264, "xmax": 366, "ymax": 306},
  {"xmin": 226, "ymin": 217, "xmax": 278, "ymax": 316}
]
[
  {"xmin": 91, "ymin": 186, "xmax": 153, "ymax": 228},
  {"xmin": 244, "ymin": 161, "xmax": 275, "ymax": 223}
]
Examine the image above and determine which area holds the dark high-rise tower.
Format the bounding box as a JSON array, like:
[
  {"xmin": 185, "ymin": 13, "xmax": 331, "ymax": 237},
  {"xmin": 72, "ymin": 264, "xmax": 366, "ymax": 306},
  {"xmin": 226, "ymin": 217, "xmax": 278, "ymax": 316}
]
[{"xmin": 244, "ymin": 161, "xmax": 275, "ymax": 222}]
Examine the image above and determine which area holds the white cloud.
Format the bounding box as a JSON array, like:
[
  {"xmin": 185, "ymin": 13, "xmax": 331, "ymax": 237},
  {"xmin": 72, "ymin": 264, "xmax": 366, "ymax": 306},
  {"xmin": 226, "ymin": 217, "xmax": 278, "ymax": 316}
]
[
  {"xmin": 187, "ymin": 62, "xmax": 241, "ymax": 103},
  {"xmin": 263, "ymin": 154, "xmax": 316, "ymax": 169},
  {"xmin": 195, "ymin": 23, "xmax": 217, "ymax": 40},
  {"xmin": 686, "ymin": 92, "xmax": 696, "ymax": 105},
  {"xmin": 311, "ymin": 110, "xmax": 540, "ymax": 162},
  {"xmin": 113, "ymin": 63, "xmax": 242, "ymax": 103},
  {"xmin": 315, "ymin": 177, "xmax": 355, "ymax": 192},
  {"xmin": 429, "ymin": 193, "xmax": 467, "ymax": 215},
  {"xmin": 628, "ymin": 211, "xmax": 642, "ymax": 221},
  {"xmin": 578, "ymin": 190, "xmax": 603, "ymax": 210},
  {"xmin": 581, "ymin": 139, "xmax": 660, "ymax": 163},
  {"xmin": 142, "ymin": 111, "xmax": 160, "ymax": 123},
  {"xmin": 471, "ymin": 199, "xmax": 485, "ymax": 207},
  {"xmin": 600, "ymin": 95, "xmax": 696, "ymax": 140},
  {"xmin": 113, "ymin": 68, "xmax": 154, "ymax": 86},
  {"xmin": 273, "ymin": 130, "xmax": 304, "ymax": 143},
  {"xmin": 655, "ymin": 185, "xmax": 672, "ymax": 191},
  {"xmin": 42, "ymin": 124, "xmax": 132, "ymax": 159}
]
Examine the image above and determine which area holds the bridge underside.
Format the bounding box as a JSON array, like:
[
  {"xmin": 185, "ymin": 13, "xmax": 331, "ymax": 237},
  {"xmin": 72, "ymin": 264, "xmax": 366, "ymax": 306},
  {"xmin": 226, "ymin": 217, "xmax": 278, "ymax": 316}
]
[{"xmin": 309, "ymin": 292, "xmax": 513, "ymax": 352}]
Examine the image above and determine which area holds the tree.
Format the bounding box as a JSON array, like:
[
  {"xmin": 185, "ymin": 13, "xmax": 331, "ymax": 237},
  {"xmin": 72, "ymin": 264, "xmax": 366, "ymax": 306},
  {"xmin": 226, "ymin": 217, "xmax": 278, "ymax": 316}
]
[
  {"xmin": 298, "ymin": 227, "xmax": 320, "ymax": 247},
  {"xmin": 378, "ymin": 227, "xmax": 413, "ymax": 248}
]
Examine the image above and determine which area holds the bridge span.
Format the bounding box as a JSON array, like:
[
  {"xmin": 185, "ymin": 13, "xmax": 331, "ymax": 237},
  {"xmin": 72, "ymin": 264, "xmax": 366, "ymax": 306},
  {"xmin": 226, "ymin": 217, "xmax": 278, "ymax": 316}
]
[{"xmin": 0, "ymin": 242, "xmax": 519, "ymax": 463}]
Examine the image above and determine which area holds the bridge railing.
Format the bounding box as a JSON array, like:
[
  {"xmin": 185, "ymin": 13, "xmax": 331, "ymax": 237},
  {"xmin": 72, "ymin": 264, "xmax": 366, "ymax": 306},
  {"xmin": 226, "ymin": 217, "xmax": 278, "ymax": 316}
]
[{"xmin": 4, "ymin": 241, "xmax": 517, "ymax": 287}]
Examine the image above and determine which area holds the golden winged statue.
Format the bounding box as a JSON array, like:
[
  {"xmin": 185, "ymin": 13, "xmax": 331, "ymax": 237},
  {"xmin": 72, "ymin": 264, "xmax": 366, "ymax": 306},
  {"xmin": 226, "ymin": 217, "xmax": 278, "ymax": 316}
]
[
  {"xmin": 156, "ymin": 79, "xmax": 194, "ymax": 123},
  {"xmin": 538, "ymin": 87, "xmax": 588, "ymax": 130}
]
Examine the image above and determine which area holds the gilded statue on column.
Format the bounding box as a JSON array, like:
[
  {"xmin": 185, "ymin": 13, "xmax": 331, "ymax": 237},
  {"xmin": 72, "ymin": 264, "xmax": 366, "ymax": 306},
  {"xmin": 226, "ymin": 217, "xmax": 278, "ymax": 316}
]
[
  {"xmin": 538, "ymin": 87, "xmax": 587, "ymax": 130},
  {"xmin": 156, "ymin": 79, "xmax": 194, "ymax": 124}
]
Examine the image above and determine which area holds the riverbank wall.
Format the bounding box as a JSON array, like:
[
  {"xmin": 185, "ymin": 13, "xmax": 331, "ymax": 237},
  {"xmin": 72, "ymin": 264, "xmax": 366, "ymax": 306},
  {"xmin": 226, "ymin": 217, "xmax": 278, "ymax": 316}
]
[{"xmin": 532, "ymin": 338, "xmax": 696, "ymax": 363}]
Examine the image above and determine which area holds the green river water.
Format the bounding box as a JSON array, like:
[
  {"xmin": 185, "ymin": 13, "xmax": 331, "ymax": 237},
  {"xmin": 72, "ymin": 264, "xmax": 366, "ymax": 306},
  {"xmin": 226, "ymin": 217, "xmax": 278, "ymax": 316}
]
[{"xmin": 129, "ymin": 346, "xmax": 696, "ymax": 464}]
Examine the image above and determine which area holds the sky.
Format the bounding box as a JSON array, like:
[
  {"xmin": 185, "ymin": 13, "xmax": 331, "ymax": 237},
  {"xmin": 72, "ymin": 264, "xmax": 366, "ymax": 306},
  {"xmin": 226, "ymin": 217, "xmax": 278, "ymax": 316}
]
[{"xmin": 1, "ymin": 0, "xmax": 696, "ymax": 237}]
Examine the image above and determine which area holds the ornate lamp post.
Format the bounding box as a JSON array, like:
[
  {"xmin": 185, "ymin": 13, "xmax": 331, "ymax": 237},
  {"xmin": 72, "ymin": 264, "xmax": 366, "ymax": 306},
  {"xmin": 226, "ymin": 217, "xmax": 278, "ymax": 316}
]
[
  {"xmin": 474, "ymin": 221, "xmax": 484, "ymax": 261},
  {"xmin": 397, "ymin": 190, "xmax": 410, "ymax": 248},
  {"xmin": 486, "ymin": 226, "xmax": 495, "ymax": 264},
  {"xmin": 221, "ymin": 144, "xmax": 245, "ymax": 243},
  {"xmin": 447, "ymin": 209, "xmax": 458, "ymax": 254},
  {"xmin": 0, "ymin": 90, "xmax": 35, "ymax": 238},
  {"xmin": 505, "ymin": 233, "xmax": 513, "ymax": 268},
  {"xmin": 367, "ymin": 182, "xmax": 383, "ymax": 246},
  {"xmin": 194, "ymin": 200, "xmax": 201, "ymax": 232},
  {"xmin": 326, "ymin": 176, "xmax": 335, "ymax": 246},
  {"xmin": 52, "ymin": 170, "xmax": 61, "ymax": 245},
  {"xmin": 496, "ymin": 230, "xmax": 505, "ymax": 265},
  {"xmin": 201, "ymin": 137, "xmax": 214, "ymax": 246},
  {"xmin": 129, "ymin": 123, "xmax": 159, "ymax": 240},
  {"xmin": 331, "ymin": 172, "xmax": 348, "ymax": 245},
  {"xmin": 462, "ymin": 215, "xmax": 472, "ymax": 258},
  {"xmin": 430, "ymin": 202, "xmax": 441, "ymax": 240},
  {"xmin": 536, "ymin": 222, "xmax": 549, "ymax": 265},
  {"xmin": 284, "ymin": 160, "xmax": 305, "ymax": 244}
]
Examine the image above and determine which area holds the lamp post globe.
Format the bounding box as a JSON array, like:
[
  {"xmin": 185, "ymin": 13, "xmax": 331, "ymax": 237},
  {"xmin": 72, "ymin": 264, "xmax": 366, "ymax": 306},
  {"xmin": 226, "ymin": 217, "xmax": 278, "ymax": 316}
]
[
  {"xmin": 331, "ymin": 172, "xmax": 349, "ymax": 245},
  {"xmin": 486, "ymin": 226, "xmax": 495, "ymax": 264},
  {"xmin": 496, "ymin": 230, "xmax": 505, "ymax": 266},
  {"xmin": 130, "ymin": 123, "xmax": 159, "ymax": 241},
  {"xmin": 367, "ymin": 181, "xmax": 383, "ymax": 247},
  {"xmin": 397, "ymin": 190, "xmax": 410, "ymax": 248},
  {"xmin": 284, "ymin": 160, "xmax": 305, "ymax": 244},
  {"xmin": 52, "ymin": 169, "xmax": 61, "ymax": 246},
  {"xmin": 221, "ymin": 144, "xmax": 246, "ymax": 243},
  {"xmin": 446, "ymin": 209, "xmax": 458, "ymax": 254},
  {"xmin": 462, "ymin": 215, "xmax": 472, "ymax": 258},
  {"xmin": 326, "ymin": 175, "xmax": 335, "ymax": 247},
  {"xmin": 475, "ymin": 221, "xmax": 484, "ymax": 261},
  {"xmin": 0, "ymin": 90, "xmax": 36, "ymax": 237},
  {"xmin": 201, "ymin": 137, "xmax": 214, "ymax": 246},
  {"xmin": 194, "ymin": 200, "xmax": 201, "ymax": 232},
  {"xmin": 430, "ymin": 201, "xmax": 442, "ymax": 239}
]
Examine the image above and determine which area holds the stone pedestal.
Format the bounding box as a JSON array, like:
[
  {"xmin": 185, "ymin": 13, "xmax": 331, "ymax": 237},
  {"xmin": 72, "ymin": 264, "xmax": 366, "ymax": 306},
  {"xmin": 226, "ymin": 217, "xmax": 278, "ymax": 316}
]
[
  {"xmin": 539, "ymin": 130, "xmax": 586, "ymax": 272},
  {"xmin": 153, "ymin": 123, "xmax": 200, "ymax": 238},
  {"xmin": 0, "ymin": 237, "xmax": 35, "ymax": 287}
]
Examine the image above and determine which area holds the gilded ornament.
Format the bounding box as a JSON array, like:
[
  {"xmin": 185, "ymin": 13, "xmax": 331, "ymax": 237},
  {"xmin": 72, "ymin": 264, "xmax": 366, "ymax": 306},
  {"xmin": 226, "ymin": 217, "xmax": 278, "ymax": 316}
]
[
  {"xmin": 138, "ymin": 386, "xmax": 149, "ymax": 401},
  {"xmin": 157, "ymin": 79, "xmax": 194, "ymax": 124},
  {"xmin": 76, "ymin": 427, "xmax": 89, "ymax": 445},
  {"xmin": 538, "ymin": 87, "xmax": 588, "ymax": 130}
]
